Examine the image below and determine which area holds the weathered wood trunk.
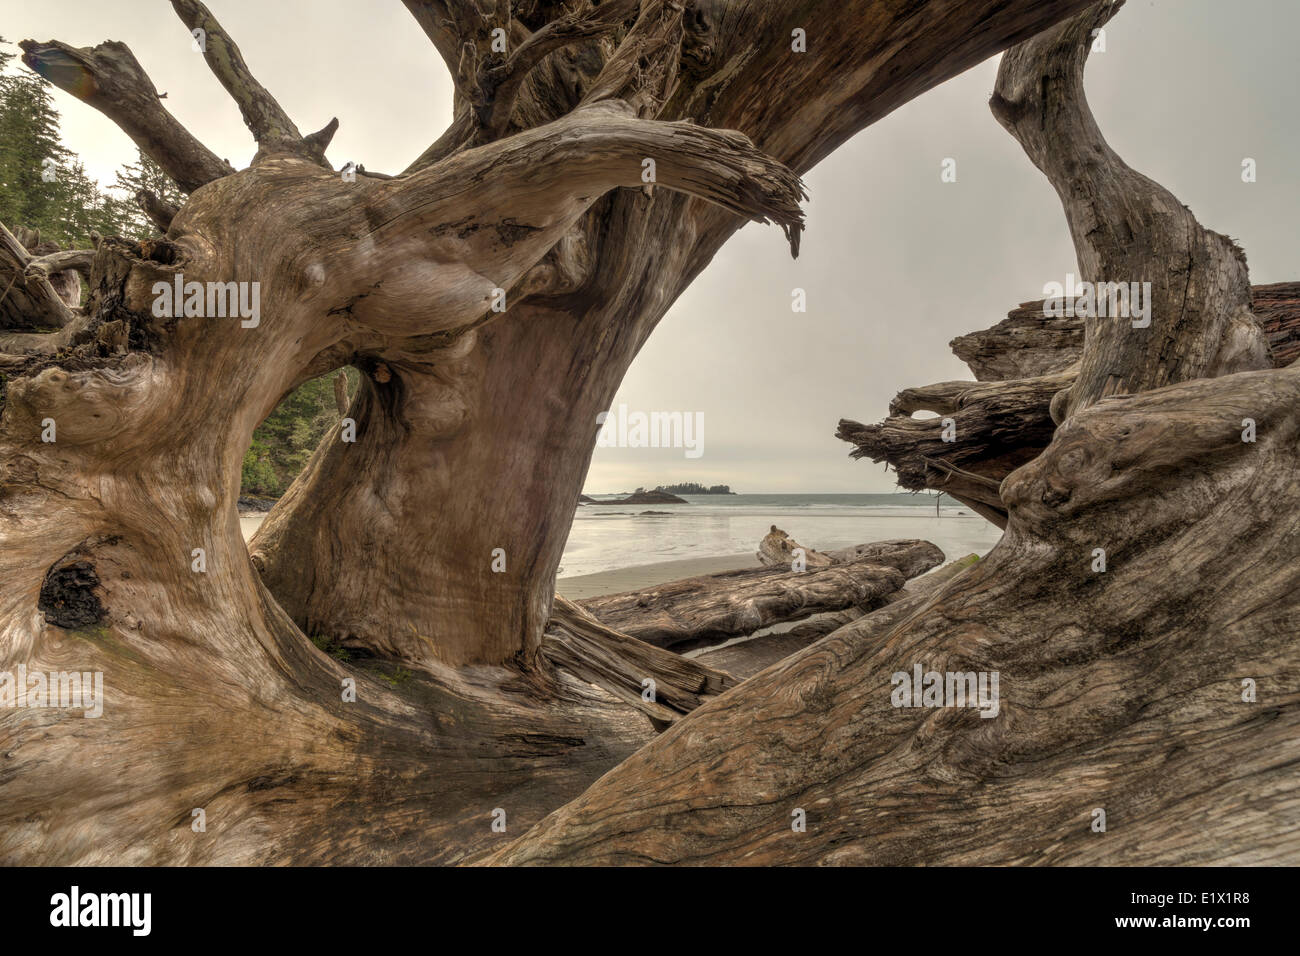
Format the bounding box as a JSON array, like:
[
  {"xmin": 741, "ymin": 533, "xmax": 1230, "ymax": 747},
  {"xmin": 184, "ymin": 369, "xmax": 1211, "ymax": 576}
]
[
  {"xmin": 954, "ymin": 285, "xmax": 1300, "ymax": 387},
  {"xmin": 991, "ymin": 0, "xmax": 1271, "ymax": 419},
  {"xmin": 840, "ymin": 0, "xmax": 1295, "ymax": 529},
  {"xmin": 838, "ymin": 371, "xmax": 1072, "ymax": 527},
  {"xmin": 949, "ymin": 298, "xmax": 1085, "ymax": 382},
  {"xmin": 1, "ymin": 0, "xmax": 1097, "ymax": 864},
  {"xmin": 0, "ymin": 186, "xmax": 663, "ymax": 865}
]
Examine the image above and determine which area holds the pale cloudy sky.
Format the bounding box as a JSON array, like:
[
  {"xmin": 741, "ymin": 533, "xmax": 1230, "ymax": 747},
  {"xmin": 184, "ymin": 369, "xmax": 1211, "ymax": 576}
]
[{"xmin": 3, "ymin": 0, "xmax": 1296, "ymax": 492}]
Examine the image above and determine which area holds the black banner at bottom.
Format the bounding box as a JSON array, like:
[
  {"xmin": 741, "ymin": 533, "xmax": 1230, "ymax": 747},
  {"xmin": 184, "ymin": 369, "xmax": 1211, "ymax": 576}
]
[{"xmin": 0, "ymin": 865, "xmax": 1277, "ymax": 943}]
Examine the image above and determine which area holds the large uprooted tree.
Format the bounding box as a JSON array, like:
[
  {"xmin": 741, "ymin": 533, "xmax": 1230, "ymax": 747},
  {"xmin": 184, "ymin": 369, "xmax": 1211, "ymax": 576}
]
[{"xmin": 4, "ymin": 0, "xmax": 1295, "ymax": 865}]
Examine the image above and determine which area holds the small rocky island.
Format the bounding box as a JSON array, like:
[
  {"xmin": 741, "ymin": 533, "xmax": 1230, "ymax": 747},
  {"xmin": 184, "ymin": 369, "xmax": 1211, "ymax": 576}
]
[
  {"xmin": 655, "ymin": 483, "xmax": 735, "ymax": 495},
  {"xmin": 590, "ymin": 488, "xmax": 688, "ymax": 505}
]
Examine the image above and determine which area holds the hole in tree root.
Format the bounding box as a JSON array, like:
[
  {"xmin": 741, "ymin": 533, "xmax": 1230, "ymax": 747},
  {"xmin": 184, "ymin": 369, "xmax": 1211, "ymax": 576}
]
[
  {"xmin": 38, "ymin": 559, "xmax": 106, "ymax": 629},
  {"xmin": 240, "ymin": 366, "xmax": 361, "ymax": 503}
]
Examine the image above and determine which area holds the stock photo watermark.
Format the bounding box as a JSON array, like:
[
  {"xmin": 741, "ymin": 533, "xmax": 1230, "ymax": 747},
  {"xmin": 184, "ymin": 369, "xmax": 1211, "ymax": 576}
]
[
  {"xmin": 49, "ymin": 887, "xmax": 150, "ymax": 936},
  {"xmin": 0, "ymin": 666, "xmax": 104, "ymax": 718},
  {"xmin": 1042, "ymin": 273, "xmax": 1152, "ymax": 328},
  {"xmin": 891, "ymin": 664, "xmax": 1000, "ymax": 718},
  {"xmin": 596, "ymin": 404, "xmax": 705, "ymax": 459},
  {"xmin": 152, "ymin": 274, "xmax": 261, "ymax": 328}
]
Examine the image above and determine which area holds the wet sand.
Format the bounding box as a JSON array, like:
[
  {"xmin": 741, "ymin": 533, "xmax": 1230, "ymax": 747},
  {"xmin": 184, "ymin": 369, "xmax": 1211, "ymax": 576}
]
[
  {"xmin": 556, "ymin": 552, "xmax": 758, "ymax": 599},
  {"xmin": 240, "ymin": 510, "xmax": 998, "ymax": 600},
  {"xmin": 241, "ymin": 516, "xmax": 757, "ymax": 598}
]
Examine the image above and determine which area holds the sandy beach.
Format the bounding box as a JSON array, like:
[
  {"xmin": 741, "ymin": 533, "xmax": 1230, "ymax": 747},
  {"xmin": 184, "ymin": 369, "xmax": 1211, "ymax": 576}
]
[
  {"xmin": 240, "ymin": 494, "xmax": 1004, "ymax": 598},
  {"xmin": 556, "ymin": 552, "xmax": 759, "ymax": 598},
  {"xmin": 240, "ymin": 517, "xmax": 761, "ymax": 597}
]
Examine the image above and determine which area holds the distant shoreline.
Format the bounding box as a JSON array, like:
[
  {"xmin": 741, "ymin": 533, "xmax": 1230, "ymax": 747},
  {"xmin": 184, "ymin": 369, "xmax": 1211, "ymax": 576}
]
[
  {"xmin": 582, "ymin": 491, "xmax": 963, "ymax": 499},
  {"xmin": 239, "ymin": 500, "xmax": 1001, "ymax": 597}
]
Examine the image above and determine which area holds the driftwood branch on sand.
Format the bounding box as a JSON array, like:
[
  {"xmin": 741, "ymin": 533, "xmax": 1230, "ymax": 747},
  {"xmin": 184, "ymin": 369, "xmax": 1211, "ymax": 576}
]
[
  {"xmin": 696, "ymin": 553, "xmax": 981, "ymax": 679},
  {"xmin": 578, "ymin": 538, "xmax": 944, "ymax": 653},
  {"xmin": 543, "ymin": 596, "xmax": 738, "ymax": 728}
]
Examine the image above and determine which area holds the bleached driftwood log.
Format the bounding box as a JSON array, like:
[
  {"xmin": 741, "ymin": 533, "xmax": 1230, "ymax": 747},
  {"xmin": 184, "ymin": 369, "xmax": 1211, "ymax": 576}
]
[
  {"xmin": 580, "ymin": 539, "xmax": 943, "ymax": 652},
  {"xmin": 696, "ymin": 553, "xmax": 979, "ymax": 679},
  {"xmin": 544, "ymin": 596, "xmax": 736, "ymax": 727},
  {"xmin": 757, "ymin": 525, "xmax": 833, "ymax": 568}
]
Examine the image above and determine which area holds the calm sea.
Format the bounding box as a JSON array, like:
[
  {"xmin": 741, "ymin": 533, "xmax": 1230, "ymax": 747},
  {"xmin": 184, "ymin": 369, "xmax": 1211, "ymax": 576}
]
[{"xmin": 561, "ymin": 493, "xmax": 1003, "ymax": 578}]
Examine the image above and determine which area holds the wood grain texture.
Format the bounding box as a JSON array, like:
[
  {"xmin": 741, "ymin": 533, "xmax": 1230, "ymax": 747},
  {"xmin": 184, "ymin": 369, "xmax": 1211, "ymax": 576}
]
[
  {"xmin": 695, "ymin": 554, "xmax": 980, "ymax": 679},
  {"xmin": 578, "ymin": 540, "xmax": 943, "ymax": 652},
  {"xmin": 838, "ymin": 371, "xmax": 1072, "ymax": 527},
  {"xmin": 950, "ymin": 299, "xmax": 1084, "ymax": 382},
  {"xmin": 545, "ymin": 595, "xmax": 737, "ymax": 725}
]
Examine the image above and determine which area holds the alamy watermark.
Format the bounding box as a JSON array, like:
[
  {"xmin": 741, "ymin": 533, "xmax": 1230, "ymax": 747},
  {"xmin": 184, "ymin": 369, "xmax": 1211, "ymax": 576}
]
[
  {"xmin": 596, "ymin": 404, "xmax": 704, "ymax": 459},
  {"xmin": 152, "ymin": 274, "xmax": 261, "ymax": 328},
  {"xmin": 891, "ymin": 664, "xmax": 999, "ymax": 718},
  {"xmin": 1042, "ymin": 272, "xmax": 1151, "ymax": 328},
  {"xmin": 0, "ymin": 666, "xmax": 104, "ymax": 718},
  {"xmin": 50, "ymin": 886, "xmax": 150, "ymax": 936}
]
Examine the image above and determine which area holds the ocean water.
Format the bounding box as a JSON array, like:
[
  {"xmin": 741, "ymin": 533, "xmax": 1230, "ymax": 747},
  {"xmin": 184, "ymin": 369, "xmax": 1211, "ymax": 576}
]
[
  {"xmin": 239, "ymin": 493, "xmax": 1005, "ymax": 580},
  {"xmin": 559, "ymin": 493, "xmax": 1004, "ymax": 578}
]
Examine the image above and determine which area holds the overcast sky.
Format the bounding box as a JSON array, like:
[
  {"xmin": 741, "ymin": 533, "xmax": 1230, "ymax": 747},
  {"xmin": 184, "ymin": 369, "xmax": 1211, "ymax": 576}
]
[{"xmin": 4, "ymin": 0, "xmax": 1296, "ymax": 492}]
